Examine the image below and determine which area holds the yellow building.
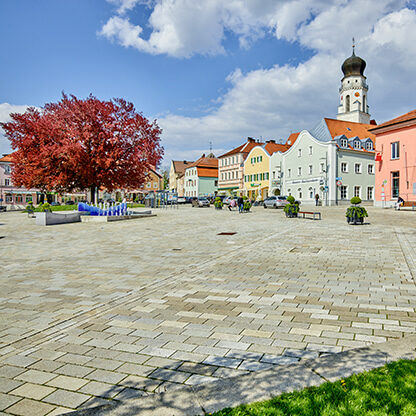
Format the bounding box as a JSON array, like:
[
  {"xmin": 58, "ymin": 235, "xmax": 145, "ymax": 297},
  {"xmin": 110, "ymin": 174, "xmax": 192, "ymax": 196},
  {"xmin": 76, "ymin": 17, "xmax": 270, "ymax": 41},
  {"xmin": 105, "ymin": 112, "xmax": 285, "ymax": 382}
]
[{"xmin": 243, "ymin": 141, "xmax": 289, "ymax": 200}]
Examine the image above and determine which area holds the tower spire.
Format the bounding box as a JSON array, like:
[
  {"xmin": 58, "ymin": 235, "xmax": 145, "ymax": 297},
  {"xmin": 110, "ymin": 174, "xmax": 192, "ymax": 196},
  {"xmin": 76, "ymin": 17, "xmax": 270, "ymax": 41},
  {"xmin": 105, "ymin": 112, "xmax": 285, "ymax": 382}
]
[{"xmin": 352, "ymin": 37, "xmax": 355, "ymax": 55}]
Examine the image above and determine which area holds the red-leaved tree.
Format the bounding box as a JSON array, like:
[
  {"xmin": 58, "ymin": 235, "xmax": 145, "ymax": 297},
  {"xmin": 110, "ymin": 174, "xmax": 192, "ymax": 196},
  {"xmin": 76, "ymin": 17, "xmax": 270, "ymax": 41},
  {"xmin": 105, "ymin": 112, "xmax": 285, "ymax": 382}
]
[{"xmin": 1, "ymin": 94, "xmax": 163, "ymax": 202}]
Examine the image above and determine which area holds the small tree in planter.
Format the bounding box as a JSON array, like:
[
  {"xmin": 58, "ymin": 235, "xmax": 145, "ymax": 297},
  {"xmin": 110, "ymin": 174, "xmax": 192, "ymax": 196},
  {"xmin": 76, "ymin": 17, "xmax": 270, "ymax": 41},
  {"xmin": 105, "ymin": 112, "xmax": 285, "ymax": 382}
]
[
  {"xmin": 243, "ymin": 198, "xmax": 251, "ymax": 212},
  {"xmin": 346, "ymin": 197, "xmax": 368, "ymax": 225},
  {"xmin": 214, "ymin": 197, "xmax": 223, "ymax": 210},
  {"xmin": 283, "ymin": 196, "xmax": 300, "ymax": 218}
]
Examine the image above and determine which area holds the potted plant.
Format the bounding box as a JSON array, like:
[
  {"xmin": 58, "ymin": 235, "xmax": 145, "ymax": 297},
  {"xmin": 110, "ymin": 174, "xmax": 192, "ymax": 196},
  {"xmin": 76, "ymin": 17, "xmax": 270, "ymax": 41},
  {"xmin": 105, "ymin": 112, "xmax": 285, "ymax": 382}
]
[
  {"xmin": 39, "ymin": 202, "xmax": 52, "ymax": 212},
  {"xmin": 243, "ymin": 197, "xmax": 251, "ymax": 212},
  {"xmin": 283, "ymin": 195, "xmax": 300, "ymax": 218},
  {"xmin": 346, "ymin": 197, "xmax": 368, "ymax": 225},
  {"xmin": 214, "ymin": 197, "xmax": 223, "ymax": 210}
]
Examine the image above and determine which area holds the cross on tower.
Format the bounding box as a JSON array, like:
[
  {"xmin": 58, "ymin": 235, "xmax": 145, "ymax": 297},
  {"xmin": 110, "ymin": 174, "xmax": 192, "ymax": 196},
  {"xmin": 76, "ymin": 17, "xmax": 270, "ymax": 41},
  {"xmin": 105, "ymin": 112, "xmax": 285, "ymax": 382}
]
[{"xmin": 352, "ymin": 37, "xmax": 355, "ymax": 53}]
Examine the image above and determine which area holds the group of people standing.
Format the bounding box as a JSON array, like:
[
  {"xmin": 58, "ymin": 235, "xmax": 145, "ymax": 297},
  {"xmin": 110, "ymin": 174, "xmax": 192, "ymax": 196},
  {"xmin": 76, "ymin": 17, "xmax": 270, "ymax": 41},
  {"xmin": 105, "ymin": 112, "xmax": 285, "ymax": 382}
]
[{"xmin": 227, "ymin": 196, "xmax": 246, "ymax": 213}]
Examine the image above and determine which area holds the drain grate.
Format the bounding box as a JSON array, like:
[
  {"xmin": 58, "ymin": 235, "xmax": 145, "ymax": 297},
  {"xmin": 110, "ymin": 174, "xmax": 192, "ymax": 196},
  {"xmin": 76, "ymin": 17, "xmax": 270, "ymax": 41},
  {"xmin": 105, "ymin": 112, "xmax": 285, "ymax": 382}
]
[
  {"xmin": 172, "ymin": 248, "xmax": 182, "ymax": 251},
  {"xmin": 0, "ymin": 236, "xmax": 4, "ymax": 239},
  {"xmin": 217, "ymin": 232, "xmax": 237, "ymax": 236}
]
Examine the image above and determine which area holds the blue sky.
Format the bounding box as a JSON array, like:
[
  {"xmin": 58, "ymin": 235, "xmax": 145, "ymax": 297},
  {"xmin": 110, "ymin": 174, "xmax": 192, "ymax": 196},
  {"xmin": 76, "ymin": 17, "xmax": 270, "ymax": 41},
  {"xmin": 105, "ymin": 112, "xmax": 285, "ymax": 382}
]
[{"xmin": 1, "ymin": 0, "xmax": 416, "ymax": 165}]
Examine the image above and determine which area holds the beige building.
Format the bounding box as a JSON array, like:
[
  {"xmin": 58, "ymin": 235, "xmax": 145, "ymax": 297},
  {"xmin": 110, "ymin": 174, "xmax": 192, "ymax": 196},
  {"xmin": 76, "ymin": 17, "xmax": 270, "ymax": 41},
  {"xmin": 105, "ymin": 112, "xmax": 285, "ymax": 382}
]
[
  {"xmin": 218, "ymin": 138, "xmax": 263, "ymax": 195},
  {"xmin": 169, "ymin": 160, "xmax": 193, "ymax": 196}
]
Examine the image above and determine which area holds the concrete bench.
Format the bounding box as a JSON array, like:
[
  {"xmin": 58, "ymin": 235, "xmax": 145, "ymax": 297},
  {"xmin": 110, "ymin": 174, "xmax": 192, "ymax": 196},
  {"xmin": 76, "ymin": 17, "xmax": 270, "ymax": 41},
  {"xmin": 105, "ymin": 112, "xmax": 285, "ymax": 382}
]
[
  {"xmin": 402, "ymin": 201, "xmax": 416, "ymax": 210},
  {"xmin": 298, "ymin": 211, "xmax": 321, "ymax": 220}
]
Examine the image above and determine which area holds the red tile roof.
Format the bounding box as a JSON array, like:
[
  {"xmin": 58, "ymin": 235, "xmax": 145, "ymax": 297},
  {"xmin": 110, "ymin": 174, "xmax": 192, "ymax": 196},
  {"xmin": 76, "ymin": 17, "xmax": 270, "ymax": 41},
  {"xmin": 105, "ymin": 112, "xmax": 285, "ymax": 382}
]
[
  {"xmin": 263, "ymin": 142, "xmax": 290, "ymax": 156},
  {"xmin": 285, "ymin": 132, "xmax": 300, "ymax": 146},
  {"xmin": 219, "ymin": 139, "xmax": 264, "ymax": 158},
  {"xmin": 187, "ymin": 154, "xmax": 218, "ymax": 169},
  {"xmin": 324, "ymin": 118, "xmax": 376, "ymax": 141},
  {"xmin": 197, "ymin": 167, "xmax": 218, "ymax": 178},
  {"xmin": 368, "ymin": 109, "xmax": 416, "ymax": 132},
  {"xmin": 0, "ymin": 154, "xmax": 13, "ymax": 163}
]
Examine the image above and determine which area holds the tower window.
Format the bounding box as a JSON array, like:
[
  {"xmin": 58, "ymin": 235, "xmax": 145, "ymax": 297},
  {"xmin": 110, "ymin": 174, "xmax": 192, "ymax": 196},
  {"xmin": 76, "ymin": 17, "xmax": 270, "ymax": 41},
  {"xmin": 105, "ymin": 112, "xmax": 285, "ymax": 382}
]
[{"xmin": 346, "ymin": 95, "xmax": 350, "ymax": 112}]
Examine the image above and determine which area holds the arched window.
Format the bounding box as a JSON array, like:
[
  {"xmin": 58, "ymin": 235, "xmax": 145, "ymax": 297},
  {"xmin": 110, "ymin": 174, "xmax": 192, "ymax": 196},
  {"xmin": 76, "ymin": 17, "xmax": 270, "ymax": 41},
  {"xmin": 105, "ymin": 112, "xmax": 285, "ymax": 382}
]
[
  {"xmin": 363, "ymin": 95, "xmax": 366, "ymax": 113},
  {"xmin": 298, "ymin": 188, "xmax": 302, "ymax": 199},
  {"xmin": 341, "ymin": 138, "xmax": 347, "ymax": 148},
  {"xmin": 346, "ymin": 95, "xmax": 350, "ymax": 112},
  {"xmin": 354, "ymin": 140, "xmax": 361, "ymax": 150}
]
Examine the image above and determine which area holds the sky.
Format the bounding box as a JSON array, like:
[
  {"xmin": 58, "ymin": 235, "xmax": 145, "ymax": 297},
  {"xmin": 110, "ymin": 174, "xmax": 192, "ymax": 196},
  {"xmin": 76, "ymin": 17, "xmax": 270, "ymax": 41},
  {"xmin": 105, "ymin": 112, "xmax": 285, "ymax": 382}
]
[{"xmin": 1, "ymin": 0, "xmax": 416, "ymax": 167}]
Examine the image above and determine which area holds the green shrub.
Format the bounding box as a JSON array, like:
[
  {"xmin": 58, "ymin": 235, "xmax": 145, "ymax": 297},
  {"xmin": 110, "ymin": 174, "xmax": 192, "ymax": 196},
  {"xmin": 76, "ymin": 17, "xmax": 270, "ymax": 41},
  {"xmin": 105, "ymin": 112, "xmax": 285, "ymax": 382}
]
[
  {"xmin": 23, "ymin": 202, "xmax": 34, "ymax": 213},
  {"xmin": 350, "ymin": 196, "xmax": 362, "ymax": 205},
  {"xmin": 284, "ymin": 203, "xmax": 300, "ymax": 215},
  {"xmin": 214, "ymin": 197, "xmax": 223, "ymax": 209},
  {"xmin": 39, "ymin": 202, "xmax": 51, "ymax": 212},
  {"xmin": 243, "ymin": 200, "xmax": 251, "ymax": 211},
  {"xmin": 346, "ymin": 206, "xmax": 368, "ymax": 218},
  {"xmin": 286, "ymin": 195, "xmax": 295, "ymax": 204}
]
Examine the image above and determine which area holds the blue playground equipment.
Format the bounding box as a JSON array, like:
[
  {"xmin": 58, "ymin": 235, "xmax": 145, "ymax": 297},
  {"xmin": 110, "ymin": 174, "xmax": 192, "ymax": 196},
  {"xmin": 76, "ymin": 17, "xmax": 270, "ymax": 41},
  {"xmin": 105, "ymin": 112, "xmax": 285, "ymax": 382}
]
[{"xmin": 78, "ymin": 202, "xmax": 128, "ymax": 216}]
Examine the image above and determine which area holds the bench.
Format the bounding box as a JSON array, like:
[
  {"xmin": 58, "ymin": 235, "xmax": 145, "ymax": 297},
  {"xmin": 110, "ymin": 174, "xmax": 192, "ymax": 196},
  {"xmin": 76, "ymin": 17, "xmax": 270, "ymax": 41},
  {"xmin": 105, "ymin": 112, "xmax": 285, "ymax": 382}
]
[
  {"xmin": 298, "ymin": 211, "xmax": 321, "ymax": 220},
  {"xmin": 402, "ymin": 201, "xmax": 416, "ymax": 210}
]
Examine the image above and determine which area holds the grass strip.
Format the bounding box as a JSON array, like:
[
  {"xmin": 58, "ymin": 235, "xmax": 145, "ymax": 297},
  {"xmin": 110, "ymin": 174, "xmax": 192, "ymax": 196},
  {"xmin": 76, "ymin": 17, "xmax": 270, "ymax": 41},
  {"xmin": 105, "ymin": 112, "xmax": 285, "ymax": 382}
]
[{"xmin": 212, "ymin": 359, "xmax": 416, "ymax": 416}]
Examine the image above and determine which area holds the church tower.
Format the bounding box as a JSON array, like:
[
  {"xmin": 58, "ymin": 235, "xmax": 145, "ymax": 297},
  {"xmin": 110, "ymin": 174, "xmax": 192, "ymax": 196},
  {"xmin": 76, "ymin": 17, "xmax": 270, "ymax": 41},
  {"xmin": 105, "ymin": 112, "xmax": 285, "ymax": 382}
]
[{"xmin": 337, "ymin": 42, "xmax": 370, "ymax": 124}]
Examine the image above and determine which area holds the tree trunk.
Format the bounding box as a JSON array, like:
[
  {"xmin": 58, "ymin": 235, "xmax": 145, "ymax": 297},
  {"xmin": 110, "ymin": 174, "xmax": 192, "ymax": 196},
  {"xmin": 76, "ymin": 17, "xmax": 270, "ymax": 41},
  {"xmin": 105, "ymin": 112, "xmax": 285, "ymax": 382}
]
[{"xmin": 90, "ymin": 186, "xmax": 96, "ymax": 204}]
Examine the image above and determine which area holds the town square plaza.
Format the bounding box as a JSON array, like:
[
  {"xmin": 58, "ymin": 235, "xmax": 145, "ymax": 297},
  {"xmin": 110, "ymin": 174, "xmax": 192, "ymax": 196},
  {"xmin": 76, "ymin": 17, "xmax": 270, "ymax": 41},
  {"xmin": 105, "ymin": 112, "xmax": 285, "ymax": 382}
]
[{"xmin": 0, "ymin": 205, "xmax": 415, "ymax": 415}]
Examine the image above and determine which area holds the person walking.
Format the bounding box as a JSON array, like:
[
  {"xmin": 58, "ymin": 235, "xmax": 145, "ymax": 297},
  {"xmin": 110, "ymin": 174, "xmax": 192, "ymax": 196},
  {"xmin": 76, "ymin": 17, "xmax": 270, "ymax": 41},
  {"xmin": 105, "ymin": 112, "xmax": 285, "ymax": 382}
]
[
  {"xmin": 315, "ymin": 193, "xmax": 320, "ymax": 206},
  {"xmin": 237, "ymin": 196, "xmax": 244, "ymax": 213}
]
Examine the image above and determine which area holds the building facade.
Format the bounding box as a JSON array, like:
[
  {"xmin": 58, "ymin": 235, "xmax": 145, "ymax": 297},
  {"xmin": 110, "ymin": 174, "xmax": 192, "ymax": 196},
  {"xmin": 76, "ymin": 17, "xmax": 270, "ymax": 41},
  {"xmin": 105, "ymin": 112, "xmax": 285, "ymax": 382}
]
[
  {"xmin": 169, "ymin": 160, "xmax": 193, "ymax": 195},
  {"xmin": 243, "ymin": 141, "xmax": 289, "ymax": 200},
  {"xmin": 218, "ymin": 138, "xmax": 263, "ymax": 195},
  {"xmin": 370, "ymin": 110, "xmax": 416, "ymax": 207},
  {"xmin": 271, "ymin": 119, "xmax": 375, "ymax": 205},
  {"xmin": 184, "ymin": 154, "xmax": 218, "ymax": 197}
]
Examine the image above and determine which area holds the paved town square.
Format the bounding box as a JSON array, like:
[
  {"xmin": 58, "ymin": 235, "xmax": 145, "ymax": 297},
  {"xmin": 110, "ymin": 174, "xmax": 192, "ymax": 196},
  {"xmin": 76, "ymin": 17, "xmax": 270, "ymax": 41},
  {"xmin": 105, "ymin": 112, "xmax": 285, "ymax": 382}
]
[{"xmin": 0, "ymin": 206, "xmax": 415, "ymax": 414}]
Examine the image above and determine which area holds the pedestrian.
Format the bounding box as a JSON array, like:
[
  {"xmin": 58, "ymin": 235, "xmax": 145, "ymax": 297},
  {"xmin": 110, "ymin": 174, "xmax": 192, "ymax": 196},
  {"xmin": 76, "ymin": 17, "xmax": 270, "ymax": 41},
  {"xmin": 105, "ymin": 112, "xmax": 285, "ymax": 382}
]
[
  {"xmin": 229, "ymin": 198, "xmax": 236, "ymax": 211},
  {"xmin": 315, "ymin": 193, "xmax": 320, "ymax": 206},
  {"xmin": 395, "ymin": 196, "xmax": 405, "ymax": 210},
  {"xmin": 237, "ymin": 196, "xmax": 244, "ymax": 213}
]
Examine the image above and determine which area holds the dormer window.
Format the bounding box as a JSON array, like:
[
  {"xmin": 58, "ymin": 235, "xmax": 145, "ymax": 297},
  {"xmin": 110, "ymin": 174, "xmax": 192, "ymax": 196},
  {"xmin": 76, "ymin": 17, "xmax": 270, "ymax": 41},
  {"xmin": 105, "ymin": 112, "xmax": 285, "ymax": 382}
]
[
  {"xmin": 366, "ymin": 141, "xmax": 373, "ymax": 150},
  {"xmin": 340, "ymin": 138, "xmax": 348, "ymax": 148},
  {"xmin": 354, "ymin": 141, "xmax": 361, "ymax": 150}
]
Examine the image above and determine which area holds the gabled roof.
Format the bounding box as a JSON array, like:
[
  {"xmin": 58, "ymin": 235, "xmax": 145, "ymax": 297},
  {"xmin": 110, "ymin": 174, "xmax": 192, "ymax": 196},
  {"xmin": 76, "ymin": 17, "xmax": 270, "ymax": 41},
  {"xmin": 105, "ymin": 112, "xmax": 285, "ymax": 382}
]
[
  {"xmin": 310, "ymin": 118, "xmax": 375, "ymax": 142},
  {"xmin": 368, "ymin": 109, "xmax": 416, "ymax": 132},
  {"xmin": 0, "ymin": 154, "xmax": 13, "ymax": 163},
  {"xmin": 187, "ymin": 154, "xmax": 218, "ymax": 169},
  {"xmin": 219, "ymin": 139, "xmax": 264, "ymax": 158},
  {"xmin": 172, "ymin": 160, "xmax": 193, "ymax": 175}
]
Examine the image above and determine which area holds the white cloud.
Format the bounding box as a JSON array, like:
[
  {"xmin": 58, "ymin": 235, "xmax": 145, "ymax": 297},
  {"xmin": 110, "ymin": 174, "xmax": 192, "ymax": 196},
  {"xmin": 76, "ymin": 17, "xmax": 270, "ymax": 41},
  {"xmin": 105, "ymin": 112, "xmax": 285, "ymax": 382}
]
[
  {"xmin": 0, "ymin": 103, "xmax": 32, "ymax": 155},
  {"xmin": 153, "ymin": 2, "xmax": 416, "ymax": 162}
]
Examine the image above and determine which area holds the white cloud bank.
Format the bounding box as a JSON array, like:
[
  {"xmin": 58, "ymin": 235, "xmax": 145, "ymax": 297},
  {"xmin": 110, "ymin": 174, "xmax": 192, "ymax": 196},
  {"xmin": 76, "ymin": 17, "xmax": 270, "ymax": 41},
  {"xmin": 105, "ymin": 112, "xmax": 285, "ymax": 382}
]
[{"xmin": 100, "ymin": 0, "xmax": 416, "ymax": 163}]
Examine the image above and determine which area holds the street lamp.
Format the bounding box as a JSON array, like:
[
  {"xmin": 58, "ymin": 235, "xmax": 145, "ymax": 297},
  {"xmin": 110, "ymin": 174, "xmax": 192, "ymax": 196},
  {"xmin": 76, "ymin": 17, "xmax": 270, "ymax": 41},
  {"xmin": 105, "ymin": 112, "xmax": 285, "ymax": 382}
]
[{"xmin": 320, "ymin": 154, "xmax": 328, "ymax": 206}]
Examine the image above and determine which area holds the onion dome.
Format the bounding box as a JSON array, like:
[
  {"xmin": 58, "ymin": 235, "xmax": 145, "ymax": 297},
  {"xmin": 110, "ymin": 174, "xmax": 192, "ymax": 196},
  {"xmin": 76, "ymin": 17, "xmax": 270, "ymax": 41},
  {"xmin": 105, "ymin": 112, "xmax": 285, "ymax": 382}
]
[{"xmin": 342, "ymin": 50, "xmax": 366, "ymax": 77}]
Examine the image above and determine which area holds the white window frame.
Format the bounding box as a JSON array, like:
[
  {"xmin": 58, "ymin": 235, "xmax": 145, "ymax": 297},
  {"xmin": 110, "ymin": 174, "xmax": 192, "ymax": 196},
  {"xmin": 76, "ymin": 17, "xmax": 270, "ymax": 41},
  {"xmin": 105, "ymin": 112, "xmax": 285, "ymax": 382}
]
[
  {"xmin": 341, "ymin": 162, "xmax": 348, "ymax": 173},
  {"xmin": 341, "ymin": 138, "xmax": 348, "ymax": 148},
  {"xmin": 287, "ymin": 168, "xmax": 291, "ymax": 178},
  {"xmin": 340, "ymin": 185, "xmax": 347, "ymax": 199},
  {"xmin": 298, "ymin": 167, "xmax": 302, "ymax": 176},
  {"xmin": 354, "ymin": 186, "xmax": 361, "ymax": 198},
  {"xmin": 368, "ymin": 164, "xmax": 374, "ymax": 174},
  {"xmin": 308, "ymin": 165, "xmax": 312, "ymax": 175},
  {"xmin": 309, "ymin": 146, "xmax": 313, "ymax": 155},
  {"xmin": 354, "ymin": 140, "xmax": 361, "ymax": 150},
  {"xmin": 391, "ymin": 141, "xmax": 400, "ymax": 160},
  {"xmin": 354, "ymin": 163, "xmax": 361, "ymax": 174},
  {"xmin": 366, "ymin": 141, "xmax": 373, "ymax": 150},
  {"xmin": 367, "ymin": 186, "xmax": 374, "ymax": 200},
  {"xmin": 298, "ymin": 149, "xmax": 302, "ymax": 157}
]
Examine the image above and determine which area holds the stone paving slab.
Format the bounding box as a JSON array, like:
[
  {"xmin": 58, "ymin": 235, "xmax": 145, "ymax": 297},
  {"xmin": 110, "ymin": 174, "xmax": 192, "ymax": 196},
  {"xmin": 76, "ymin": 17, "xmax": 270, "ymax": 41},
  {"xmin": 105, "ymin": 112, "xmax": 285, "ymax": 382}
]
[{"xmin": 0, "ymin": 206, "xmax": 416, "ymax": 414}]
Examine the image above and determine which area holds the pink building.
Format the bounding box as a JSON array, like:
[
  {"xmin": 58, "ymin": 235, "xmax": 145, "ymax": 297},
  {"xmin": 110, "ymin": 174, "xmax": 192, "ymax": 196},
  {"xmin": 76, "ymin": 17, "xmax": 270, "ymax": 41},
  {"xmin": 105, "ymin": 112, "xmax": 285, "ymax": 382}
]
[
  {"xmin": 370, "ymin": 110, "xmax": 416, "ymax": 207},
  {"xmin": 0, "ymin": 154, "xmax": 38, "ymax": 208}
]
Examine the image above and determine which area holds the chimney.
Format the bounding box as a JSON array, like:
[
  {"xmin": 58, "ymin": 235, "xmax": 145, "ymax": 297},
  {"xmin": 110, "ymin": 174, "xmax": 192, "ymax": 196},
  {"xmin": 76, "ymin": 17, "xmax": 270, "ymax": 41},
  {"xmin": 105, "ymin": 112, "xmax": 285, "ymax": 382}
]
[
  {"xmin": 247, "ymin": 137, "xmax": 254, "ymax": 143},
  {"xmin": 266, "ymin": 140, "xmax": 276, "ymax": 144}
]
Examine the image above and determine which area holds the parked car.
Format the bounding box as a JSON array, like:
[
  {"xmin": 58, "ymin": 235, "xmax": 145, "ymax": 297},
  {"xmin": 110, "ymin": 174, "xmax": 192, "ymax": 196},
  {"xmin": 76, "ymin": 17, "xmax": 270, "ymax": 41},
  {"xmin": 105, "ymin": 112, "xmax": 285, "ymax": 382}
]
[
  {"xmin": 192, "ymin": 197, "xmax": 210, "ymax": 207},
  {"xmin": 0, "ymin": 206, "xmax": 6, "ymax": 212},
  {"xmin": 263, "ymin": 196, "xmax": 289, "ymax": 209},
  {"xmin": 51, "ymin": 202, "xmax": 61, "ymax": 206},
  {"xmin": 177, "ymin": 197, "xmax": 186, "ymax": 204},
  {"xmin": 65, "ymin": 200, "xmax": 74, "ymax": 205}
]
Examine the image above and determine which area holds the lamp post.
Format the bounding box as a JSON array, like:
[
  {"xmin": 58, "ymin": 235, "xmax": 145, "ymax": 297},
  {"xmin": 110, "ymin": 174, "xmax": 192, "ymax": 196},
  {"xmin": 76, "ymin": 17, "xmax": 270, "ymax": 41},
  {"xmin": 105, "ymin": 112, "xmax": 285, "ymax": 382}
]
[{"xmin": 320, "ymin": 154, "xmax": 328, "ymax": 206}]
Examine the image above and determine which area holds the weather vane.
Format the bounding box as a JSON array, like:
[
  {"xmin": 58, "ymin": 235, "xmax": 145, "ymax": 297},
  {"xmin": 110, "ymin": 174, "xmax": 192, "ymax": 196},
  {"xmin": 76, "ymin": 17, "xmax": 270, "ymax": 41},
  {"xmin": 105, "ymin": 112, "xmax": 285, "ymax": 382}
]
[
  {"xmin": 209, "ymin": 141, "xmax": 213, "ymax": 152},
  {"xmin": 352, "ymin": 37, "xmax": 355, "ymax": 53}
]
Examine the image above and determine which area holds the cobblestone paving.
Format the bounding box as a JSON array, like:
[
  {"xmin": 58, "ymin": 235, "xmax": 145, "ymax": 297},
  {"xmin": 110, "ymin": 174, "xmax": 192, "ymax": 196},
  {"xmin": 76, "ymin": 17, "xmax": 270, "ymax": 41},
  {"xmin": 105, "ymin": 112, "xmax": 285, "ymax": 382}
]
[{"xmin": 0, "ymin": 206, "xmax": 415, "ymax": 415}]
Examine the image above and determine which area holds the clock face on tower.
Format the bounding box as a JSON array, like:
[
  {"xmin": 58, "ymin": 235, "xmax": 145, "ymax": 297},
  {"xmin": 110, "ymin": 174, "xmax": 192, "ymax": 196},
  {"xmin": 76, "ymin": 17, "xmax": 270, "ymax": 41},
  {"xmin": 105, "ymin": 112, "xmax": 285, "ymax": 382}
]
[{"xmin": 355, "ymin": 92, "xmax": 360, "ymax": 97}]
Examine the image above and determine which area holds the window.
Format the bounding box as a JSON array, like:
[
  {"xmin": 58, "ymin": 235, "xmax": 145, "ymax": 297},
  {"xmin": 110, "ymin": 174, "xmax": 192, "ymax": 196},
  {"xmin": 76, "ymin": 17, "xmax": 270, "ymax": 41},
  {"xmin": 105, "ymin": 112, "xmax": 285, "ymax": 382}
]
[
  {"xmin": 214, "ymin": 180, "xmax": 218, "ymax": 186},
  {"xmin": 298, "ymin": 149, "xmax": 302, "ymax": 157},
  {"xmin": 392, "ymin": 171, "xmax": 400, "ymax": 197},
  {"xmin": 5, "ymin": 178, "xmax": 10, "ymax": 186},
  {"xmin": 320, "ymin": 163, "xmax": 325, "ymax": 173},
  {"xmin": 368, "ymin": 164, "xmax": 374, "ymax": 174},
  {"xmin": 340, "ymin": 186, "xmax": 347, "ymax": 199},
  {"xmin": 391, "ymin": 142, "xmax": 399, "ymax": 159},
  {"xmin": 355, "ymin": 163, "xmax": 361, "ymax": 174},
  {"xmin": 308, "ymin": 165, "xmax": 312, "ymax": 175},
  {"xmin": 366, "ymin": 141, "xmax": 373, "ymax": 150},
  {"xmin": 4, "ymin": 165, "xmax": 11, "ymax": 174},
  {"xmin": 265, "ymin": 172, "xmax": 269, "ymax": 180},
  {"xmin": 260, "ymin": 156, "xmax": 262, "ymax": 162},
  {"xmin": 309, "ymin": 189, "xmax": 314, "ymax": 199},
  {"xmin": 298, "ymin": 188, "xmax": 302, "ymax": 199},
  {"xmin": 298, "ymin": 167, "xmax": 302, "ymax": 176},
  {"xmin": 288, "ymin": 189, "xmax": 291, "ymax": 196},
  {"xmin": 367, "ymin": 187, "xmax": 374, "ymax": 200},
  {"xmin": 354, "ymin": 140, "xmax": 361, "ymax": 150},
  {"xmin": 363, "ymin": 95, "xmax": 366, "ymax": 112},
  {"xmin": 354, "ymin": 186, "xmax": 361, "ymax": 198},
  {"xmin": 309, "ymin": 146, "xmax": 313, "ymax": 155},
  {"xmin": 341, "ymin": 162, "xmax": 348, "ymax": 173},
  {"xmin": 272, "ymin": 171, "xmax": 275, "ymax": 179},
  {"xmin": 25, "ymin": 195, "xmax": 32, "ymax": 203},
  {"xmin": 288, "ymin": 168, "xmax": 291, "ymax": 178},
  {"xmin": 340, "ymin": 138, "xmax": 348, "ymax": 148},
  {"xmin": 146, "ymin": 183, "xmax": 151, "ymax": 188},
  {"xmin": 346, "ymin": 95, "xmax": 350, "ymax": 112},
  {"xmin": 153, "ymin": 182, "xmax": 158, "ymax": 188},
  {"xmin": 15, "ymin": 194, "xmax": 23, "ymax": 203},
  {"xmin": 5, "ymin": 193, "xmax": 12, "ymax": 203}
]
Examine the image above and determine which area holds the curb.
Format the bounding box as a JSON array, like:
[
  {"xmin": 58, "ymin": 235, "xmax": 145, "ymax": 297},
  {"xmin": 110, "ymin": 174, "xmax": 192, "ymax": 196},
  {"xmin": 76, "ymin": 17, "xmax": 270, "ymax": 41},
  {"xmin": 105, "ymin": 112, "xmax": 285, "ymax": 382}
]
[{"xmin": 66, "ymin": 334, "xmax": 416, "ymax": 415}]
